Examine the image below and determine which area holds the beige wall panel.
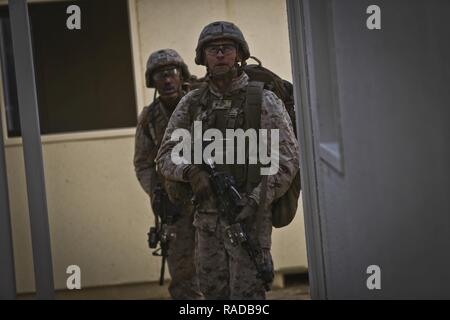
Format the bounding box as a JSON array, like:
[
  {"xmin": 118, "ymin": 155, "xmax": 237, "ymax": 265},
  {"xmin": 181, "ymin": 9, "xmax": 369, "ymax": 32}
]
[
  {"xmin": 7, "ymin": 138, "xmax": 158, "ymax": 292},
  {"xmin": 226, "ymin": 0, "xmax": 293, "ymax": 81}
]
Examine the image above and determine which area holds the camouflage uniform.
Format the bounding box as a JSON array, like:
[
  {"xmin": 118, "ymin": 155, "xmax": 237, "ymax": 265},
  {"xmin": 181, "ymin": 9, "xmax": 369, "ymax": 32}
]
[
  {"xmin": 134, "ymin": 49, "xmax": 202, "ymax": 300},
  {"xmin": 156, "ymin": 71, "xmax": 300, "ymax": 299}
]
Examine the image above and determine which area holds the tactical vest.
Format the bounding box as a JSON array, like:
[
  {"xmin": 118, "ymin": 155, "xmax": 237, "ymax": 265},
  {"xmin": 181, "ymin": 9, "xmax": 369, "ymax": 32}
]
[
  {"xmin": 143, "ymin": 98, "xmax": 192, "ymax": 207},
  {"xmin": 142, "ymin": 99, "xmax": 173, "ymax": 191},
  {"xmin": 189, "ymin": 81, "xmax": 300, "ymax": 228},
  {"xmin": 188, "ymin": 82, "xmax": 264, "ymax": 194},
  {"xmin": 143, "ymin": 99, "xmax": 171, "ymax": 148}
]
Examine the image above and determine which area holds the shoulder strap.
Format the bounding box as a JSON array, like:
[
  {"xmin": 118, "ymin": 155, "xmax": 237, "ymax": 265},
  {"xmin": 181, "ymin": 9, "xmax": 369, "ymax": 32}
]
[
  {"xmin": 146, "ymin": 100, "xmax": 159, "ymax": 144},
  {"xmin": 245, "ymin": 81, "xmax": 268, "ymax": 242},
  {"xmin": 245, "ymin": 81, "xmax": 264, "ymax": 191},
  {"xmin": 245, "ymin": 81, "xmax": 264, "ymax": 130}
]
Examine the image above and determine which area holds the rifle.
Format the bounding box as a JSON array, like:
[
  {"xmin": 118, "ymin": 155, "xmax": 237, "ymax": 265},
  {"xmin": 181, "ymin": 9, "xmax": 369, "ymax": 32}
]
[
  {"xmin": 147, "ymin": 183, "xmax": 179, "ymax": 285},
  {"xmin": 202, "ymin": 159, "xmax": 274, "ymax": 291}
]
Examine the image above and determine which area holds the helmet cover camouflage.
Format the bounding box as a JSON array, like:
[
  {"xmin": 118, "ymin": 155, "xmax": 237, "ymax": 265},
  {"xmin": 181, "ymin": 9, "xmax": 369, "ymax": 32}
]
[
  {"xmin": 195, "ymin": 21, "xmax": 250, "ymax": 66},
  {"xmin": 145, "ymin": 49, "xmax": 191, "ymax": 88}
]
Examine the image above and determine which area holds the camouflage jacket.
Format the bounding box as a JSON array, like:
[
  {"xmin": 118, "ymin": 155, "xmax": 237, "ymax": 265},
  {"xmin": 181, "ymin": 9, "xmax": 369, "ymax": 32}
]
[
  {"xmin": 156, "ymin": 72, "xmax": 300, "ymax": 209},
  {"xmin": 133, "ymin": 98, "xmax": 173, "ymax": 202}
]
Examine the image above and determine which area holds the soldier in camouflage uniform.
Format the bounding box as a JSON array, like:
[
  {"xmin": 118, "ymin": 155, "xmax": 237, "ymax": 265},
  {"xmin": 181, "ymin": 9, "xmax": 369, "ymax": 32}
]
[
  {"xmin": 156, "ymin": 22, "xmax": 300, "ymax": 299},
  {"xmin": 133, "ymin": 49, "xmax": 202, "ymax": 300}
]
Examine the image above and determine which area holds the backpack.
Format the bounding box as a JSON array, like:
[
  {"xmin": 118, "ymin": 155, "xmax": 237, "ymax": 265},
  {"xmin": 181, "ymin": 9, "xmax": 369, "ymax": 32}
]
[{"xmin": 243, "ymin": 57, "xmax": 301, "ymax": 228}]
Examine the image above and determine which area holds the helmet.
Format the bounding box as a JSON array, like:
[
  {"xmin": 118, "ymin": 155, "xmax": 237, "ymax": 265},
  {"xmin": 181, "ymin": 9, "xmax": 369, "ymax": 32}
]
[
  {"xmin": 145, "ymin": 49, "xmax": 191, "ymax": 88},
  {"xmin": 195, "ymin": 21, "xmax": 250, "ymax": 66}
]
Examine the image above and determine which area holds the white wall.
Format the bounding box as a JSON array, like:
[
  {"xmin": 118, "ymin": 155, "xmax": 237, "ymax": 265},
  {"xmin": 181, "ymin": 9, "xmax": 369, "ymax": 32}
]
[
  {"xmin": 6, "ymin": 137, "xmax": 155, "ymax": 292},
  {"xmin": 137, "ymin": 0, "xmax": 294, "ymax": 108}
]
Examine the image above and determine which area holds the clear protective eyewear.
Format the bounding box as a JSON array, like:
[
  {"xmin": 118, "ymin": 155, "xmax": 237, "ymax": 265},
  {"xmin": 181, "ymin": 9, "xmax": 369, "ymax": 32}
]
[
  {"xmin": 153, "ymin": 68, "xmax": 180, "ymax": 81},
  {"xmin": 205, "ymin": 44, "xmax": 237, "ymax": 56}
]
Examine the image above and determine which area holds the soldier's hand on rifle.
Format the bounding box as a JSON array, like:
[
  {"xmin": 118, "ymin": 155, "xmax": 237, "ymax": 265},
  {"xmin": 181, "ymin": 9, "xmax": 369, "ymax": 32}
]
[
  {"xmin": 235, "ymin": 197, "xmax": 259, "ymax": 222},
  {"xmin": 185, "ymin": 165, "xmax": 212, "ymax": 202}
]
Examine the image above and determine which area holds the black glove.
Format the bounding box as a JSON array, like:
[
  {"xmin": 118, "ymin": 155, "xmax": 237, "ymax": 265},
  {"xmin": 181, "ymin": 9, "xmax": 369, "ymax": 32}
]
[
  {"xmin": 235, "ymin": 197, "xmax": 259, "ymax": 222},
  {"xmin": 185, "ymin": 165, "xmax": 212, "ymax": 203}
]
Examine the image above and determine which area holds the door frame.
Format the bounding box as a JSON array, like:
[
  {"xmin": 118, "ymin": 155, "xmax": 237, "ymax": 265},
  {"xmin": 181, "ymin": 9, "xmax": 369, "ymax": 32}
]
[{"xmin": 286, "ymin": 0, "xmax": 328, "ymax": 299}]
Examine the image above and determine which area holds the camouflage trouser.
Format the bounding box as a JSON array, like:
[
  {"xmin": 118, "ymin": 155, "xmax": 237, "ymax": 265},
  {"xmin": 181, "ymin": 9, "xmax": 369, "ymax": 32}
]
[
  {"xmin": 166, "ymin": 206, "xmax": 203, "ymax": 300},
  {"xmin": 193, "ymin": 211, "xmax": 273, "ymax": 300}
]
